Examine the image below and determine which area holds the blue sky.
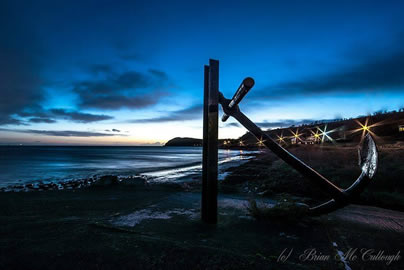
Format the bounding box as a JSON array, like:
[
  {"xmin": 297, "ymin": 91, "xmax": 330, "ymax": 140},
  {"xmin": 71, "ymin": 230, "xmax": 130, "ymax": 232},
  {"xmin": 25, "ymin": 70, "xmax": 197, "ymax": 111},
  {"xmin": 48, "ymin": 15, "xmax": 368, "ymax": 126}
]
[{"xmin": 1, "ymin": 0, "xmax": 404, "ymax": 145}]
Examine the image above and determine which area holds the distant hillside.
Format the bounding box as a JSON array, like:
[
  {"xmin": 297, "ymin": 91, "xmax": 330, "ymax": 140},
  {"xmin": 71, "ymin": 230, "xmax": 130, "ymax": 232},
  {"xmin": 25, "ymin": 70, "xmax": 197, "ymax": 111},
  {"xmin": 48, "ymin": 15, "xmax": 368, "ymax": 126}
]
[
  {"xmin": 165, "ymin": 137, "xmax": 202, "ymax": 147},
  {"xmin": 238, "ymin": 110, "xmax": 404, "ymax": 146},
  {"xmin": 166, "ymin": 110, "xmax": 404, "ymax": 148}
]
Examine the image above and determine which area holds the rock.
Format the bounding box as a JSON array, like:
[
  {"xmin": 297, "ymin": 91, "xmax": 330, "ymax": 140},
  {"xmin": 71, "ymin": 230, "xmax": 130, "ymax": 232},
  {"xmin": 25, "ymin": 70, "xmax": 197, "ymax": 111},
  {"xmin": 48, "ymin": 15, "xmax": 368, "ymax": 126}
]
[
  {"xmin": 257, "ymin": 189, "xmax": 273, "ymax": 196},
  {"xmin": 119, "ymin": 177, "xmax": 147, "ymax": 186},
  {"xmin": 93, "ymin": 175, "xmax": 119, "ymax": 186}
]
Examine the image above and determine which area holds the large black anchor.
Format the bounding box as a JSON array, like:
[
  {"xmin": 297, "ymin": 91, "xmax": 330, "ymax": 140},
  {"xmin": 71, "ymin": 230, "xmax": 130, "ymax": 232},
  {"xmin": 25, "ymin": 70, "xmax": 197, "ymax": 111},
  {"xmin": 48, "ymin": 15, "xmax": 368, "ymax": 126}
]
[{"xmin": 219, "ymin": 78, "xmax": 378, "ymax": 215}]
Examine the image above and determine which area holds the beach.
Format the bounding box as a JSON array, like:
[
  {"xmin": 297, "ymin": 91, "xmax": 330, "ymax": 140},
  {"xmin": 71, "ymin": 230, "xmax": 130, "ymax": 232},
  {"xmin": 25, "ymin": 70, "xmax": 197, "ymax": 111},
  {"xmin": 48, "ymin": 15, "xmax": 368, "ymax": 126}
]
[
  {"xmin": 0, "ymin": 143, "xmax": 403, "ymax": 269},
  {"xmin": 0, "ymin": 179, "xmax": 403, "ymax": 269}
]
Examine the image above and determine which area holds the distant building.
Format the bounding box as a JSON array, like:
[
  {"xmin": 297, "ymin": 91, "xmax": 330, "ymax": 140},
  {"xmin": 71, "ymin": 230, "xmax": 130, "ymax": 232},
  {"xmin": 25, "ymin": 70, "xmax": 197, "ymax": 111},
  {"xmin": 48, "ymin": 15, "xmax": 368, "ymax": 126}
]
[
  {"xmin": 291, "ymin": 137, "xmax": 298, "ymax": 144},
  {"xmin": 305, "ymin": 135, "xmax": 317, "ymax": 144},
  {"xmin": 399, "ymin": 125, "xmax": 404, "ymax": 132}
]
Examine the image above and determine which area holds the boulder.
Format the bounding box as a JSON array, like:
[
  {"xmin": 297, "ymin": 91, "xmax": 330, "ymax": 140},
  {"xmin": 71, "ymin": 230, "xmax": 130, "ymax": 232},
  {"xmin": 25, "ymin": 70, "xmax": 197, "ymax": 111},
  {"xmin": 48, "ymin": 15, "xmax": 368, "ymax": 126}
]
[
  {"xmin": 93, "ymin": 175, "xmax": 119, "ymax": 186},
  {"xmin": 119, "ymin": 177, "xmax": 147, "ymax": 187}
]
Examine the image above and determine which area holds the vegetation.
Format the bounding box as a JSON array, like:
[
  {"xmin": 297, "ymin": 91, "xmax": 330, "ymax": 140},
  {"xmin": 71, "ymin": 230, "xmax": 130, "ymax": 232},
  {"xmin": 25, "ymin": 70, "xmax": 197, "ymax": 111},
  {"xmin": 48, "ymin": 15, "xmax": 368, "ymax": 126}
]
[{"xmin": 223, "ymin": 143, "xmax": 404, "ymax": 212}]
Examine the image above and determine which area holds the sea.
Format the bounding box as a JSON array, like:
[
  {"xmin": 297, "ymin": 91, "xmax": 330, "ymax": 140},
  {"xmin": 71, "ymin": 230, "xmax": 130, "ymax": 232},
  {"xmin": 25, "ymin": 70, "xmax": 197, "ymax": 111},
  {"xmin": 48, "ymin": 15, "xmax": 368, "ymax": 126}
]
[{"xmin": 0, "ymin": 146, "xmax": 255, "ymax": 187}]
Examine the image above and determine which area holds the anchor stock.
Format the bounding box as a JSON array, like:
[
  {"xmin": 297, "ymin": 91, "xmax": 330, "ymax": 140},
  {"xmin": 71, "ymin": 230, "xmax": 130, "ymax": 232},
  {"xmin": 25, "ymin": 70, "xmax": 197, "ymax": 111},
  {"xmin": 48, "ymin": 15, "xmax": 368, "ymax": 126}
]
[{"xmin": 221, "ymin": 77, "xmax": 255, "ymax": 122}]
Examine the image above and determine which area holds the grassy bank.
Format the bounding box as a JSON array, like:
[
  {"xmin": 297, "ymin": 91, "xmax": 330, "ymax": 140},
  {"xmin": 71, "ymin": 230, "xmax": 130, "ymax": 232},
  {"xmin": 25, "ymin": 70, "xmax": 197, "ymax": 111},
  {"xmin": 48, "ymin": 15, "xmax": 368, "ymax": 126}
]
[{"xmin": 222, "ymin": 143, "xmax": 404, "ymax": 211}]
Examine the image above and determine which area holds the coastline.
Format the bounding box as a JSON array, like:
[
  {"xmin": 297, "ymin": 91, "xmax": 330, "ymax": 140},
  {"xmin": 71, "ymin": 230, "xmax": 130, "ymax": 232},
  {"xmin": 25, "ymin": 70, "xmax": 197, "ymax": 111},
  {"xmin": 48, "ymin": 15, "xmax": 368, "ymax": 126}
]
[{"xmin": 0, "ymin": 148, "xmax": 257, "ymax": 192}]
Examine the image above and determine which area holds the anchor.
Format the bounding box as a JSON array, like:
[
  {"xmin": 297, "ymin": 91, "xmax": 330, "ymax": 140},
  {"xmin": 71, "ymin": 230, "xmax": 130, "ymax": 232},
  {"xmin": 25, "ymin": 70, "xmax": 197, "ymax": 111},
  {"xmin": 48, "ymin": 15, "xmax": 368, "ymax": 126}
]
[{"xmin": 201, "ymin": 59, "xmax": 378, "ymax": 223}]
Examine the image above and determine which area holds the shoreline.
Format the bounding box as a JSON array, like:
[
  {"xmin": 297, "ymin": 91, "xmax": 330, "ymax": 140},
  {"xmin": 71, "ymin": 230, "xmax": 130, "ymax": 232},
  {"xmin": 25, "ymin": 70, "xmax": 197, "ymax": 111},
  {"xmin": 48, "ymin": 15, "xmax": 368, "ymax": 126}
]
[{"xmin": 0, "ymin": 150, "xmax": 257, "ymax": 192}]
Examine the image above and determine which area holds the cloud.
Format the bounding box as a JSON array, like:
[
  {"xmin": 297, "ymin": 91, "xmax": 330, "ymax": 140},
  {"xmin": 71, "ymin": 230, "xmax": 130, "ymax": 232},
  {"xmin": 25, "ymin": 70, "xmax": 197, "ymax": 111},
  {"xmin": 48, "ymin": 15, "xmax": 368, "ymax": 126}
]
[
  {"xmin": 89, "ymin": 64, "xmax": 113, "ymax": 75},
  {"xmin": 73, "ymin": 69, "xmax": 170, "ymax": 110},
  {"xmin": 0, "ymin": 128, "xmax": 119, "ymax": 137},
  {"xmin": 255, "ymin": 37, "xmax": 404, "ymax": 100},
  {"xmin": 74, "ymin": 71, "xmax": 149, "ymax": 95},
  {"xmin": 49, "ymin": 109, "xmax": 113, "ymax": 123},
  {"xmin": 112, "ymin": 128, "xmax": 120, "ymax": 132},
  {"xmin": 79, "ymin": 95, "xmax": 158, "ymax": 110},
  {"xmin": 224, "ymin": 123, "xmax": 241, "ymax": 128},
  {"xmin": 129, "ymin": 104, "xmax": 202, "ymax": 123},
  {"xmin": 17, "ymin": 108, "xmax": 114, "ymax": 124},
  {"xmin": 0, "ymin": 2, "xmax": 43, "ymax": 126},
  {"xmin": 148, "ymin": 69, "xmax": 168, "ymax": 80},
  {"xmin": 120, "ymin": 53, "xmax": 140, "ymax": 61},
  {"xmin": 28, "ymin": 117, "xmax": 57, "ymax": 124}
]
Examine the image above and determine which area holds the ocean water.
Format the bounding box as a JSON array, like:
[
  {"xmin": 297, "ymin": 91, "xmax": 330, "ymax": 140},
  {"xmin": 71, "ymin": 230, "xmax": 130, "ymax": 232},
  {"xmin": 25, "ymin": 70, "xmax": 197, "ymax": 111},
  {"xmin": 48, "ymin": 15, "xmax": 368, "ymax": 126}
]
[{"xmin": 0, "ymin": 146, "xmax": 254, "ymax": 187}]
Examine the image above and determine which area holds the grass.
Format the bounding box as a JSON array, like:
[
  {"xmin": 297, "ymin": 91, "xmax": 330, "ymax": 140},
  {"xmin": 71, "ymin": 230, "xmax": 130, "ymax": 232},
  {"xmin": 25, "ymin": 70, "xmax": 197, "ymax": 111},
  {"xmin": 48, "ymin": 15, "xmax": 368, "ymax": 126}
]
[
  {"xmin": 223, "ymin": 143, "xmax": 404, "ymax": 211},
  {"xmin": 247, "ymin": 199, "xmax": 310, "ymax": 223}
]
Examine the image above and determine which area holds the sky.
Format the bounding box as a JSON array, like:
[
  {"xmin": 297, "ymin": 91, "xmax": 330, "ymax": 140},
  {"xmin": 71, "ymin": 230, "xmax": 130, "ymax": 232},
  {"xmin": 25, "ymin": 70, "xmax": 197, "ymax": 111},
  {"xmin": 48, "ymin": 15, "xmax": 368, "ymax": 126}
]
[{"xmin": 1, "ymin": 0, "xmax": 404, "ymax": 145}]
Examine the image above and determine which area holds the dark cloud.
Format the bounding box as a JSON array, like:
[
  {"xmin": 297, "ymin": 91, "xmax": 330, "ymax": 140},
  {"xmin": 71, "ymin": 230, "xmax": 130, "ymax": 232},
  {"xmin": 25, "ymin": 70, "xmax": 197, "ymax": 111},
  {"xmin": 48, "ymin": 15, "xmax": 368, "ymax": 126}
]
[
  {"xmin": 112, "ymin": 128, "xmax": 120, "ymax": 132},
  {"xmin": 0, "ymin": 117, "xmax": 24, "ymax": 126},
  {"xmin": 256, "ymin": 38, "xmax": 404, "ymax": 100},
  {"xmin": 89, "ymin": 64, "xmax": 113, "ymax": 75},
  {"xmin": 0, "ymin": 128, "xmax": 118, "ymax": 137},
  {"xmin": 50, "ymin": 109, "xmax": 113, "ymax": 123},
  {"xmin": 224, "ymin": 123, "xmax": 241, "ymax": 128},
  {"xmin": 74, "ymin": 71, "xmax": 149, "ymax": 95},
  {"xmin": 17, "ymin": 108, "xmax": 114, "ymax": 124},
  {"xmin": 129, "ymin": 104, "xmax": 202, "ymax": 123},
  {"xmin": 80, "ymin": 95, "xmax": 157, "ymax": 110},
  {"xmin": 148, "ymin": 69, "xmax": 168, "ymax": 80},
  {"xmin": 0, "ymin": 2, "xmax": 43, "ymax": 126},
  {"xmin": 120, "ymin": 53, "xmax": 140, "ymax": 61},
  {"xmin": 74, "ymin": 69, "xmax": 169, "ymax": 110},
  {"xmin": 28, "ymin": 117, "xmax": 57, "ymax": 124}
]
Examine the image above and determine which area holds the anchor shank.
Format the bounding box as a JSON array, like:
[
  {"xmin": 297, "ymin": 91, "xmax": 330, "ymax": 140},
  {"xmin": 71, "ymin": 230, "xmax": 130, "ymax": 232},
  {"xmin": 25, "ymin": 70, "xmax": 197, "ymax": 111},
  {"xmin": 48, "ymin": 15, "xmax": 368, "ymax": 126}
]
[{"xmin": 231, "ymin": 109, "xmax": 347, "ymax": 202}]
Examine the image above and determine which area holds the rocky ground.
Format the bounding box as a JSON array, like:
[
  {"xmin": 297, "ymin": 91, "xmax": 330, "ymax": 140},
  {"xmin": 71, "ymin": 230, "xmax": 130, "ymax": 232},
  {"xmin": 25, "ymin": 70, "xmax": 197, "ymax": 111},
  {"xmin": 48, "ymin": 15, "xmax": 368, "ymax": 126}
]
[
  {"xmin": 1, "ymin": 143, "xmax": 403, "ymax": 269},
  {"xmin": 0, "ymin": 182, "xmax": 403, "ymax": 270}
]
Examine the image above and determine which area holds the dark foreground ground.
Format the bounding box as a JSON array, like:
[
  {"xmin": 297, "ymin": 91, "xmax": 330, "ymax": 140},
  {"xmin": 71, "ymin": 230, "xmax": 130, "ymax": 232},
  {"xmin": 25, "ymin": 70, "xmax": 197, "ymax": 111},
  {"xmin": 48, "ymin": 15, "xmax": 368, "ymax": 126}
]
[
  {"xmin": 1, "ymin": 184, "xmax": 403, "ymax": 270},
  {"xmin": 1, "ymin": 142, "xmax": 403, "ymax": 269}
]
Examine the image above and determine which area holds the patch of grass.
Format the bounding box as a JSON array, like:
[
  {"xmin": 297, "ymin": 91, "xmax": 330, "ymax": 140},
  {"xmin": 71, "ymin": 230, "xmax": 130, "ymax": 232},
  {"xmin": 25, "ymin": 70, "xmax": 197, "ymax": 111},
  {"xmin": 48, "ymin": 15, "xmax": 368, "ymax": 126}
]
[{"xmin": 247, "ymin": 199, "xmax": 310, "ymax": 222}]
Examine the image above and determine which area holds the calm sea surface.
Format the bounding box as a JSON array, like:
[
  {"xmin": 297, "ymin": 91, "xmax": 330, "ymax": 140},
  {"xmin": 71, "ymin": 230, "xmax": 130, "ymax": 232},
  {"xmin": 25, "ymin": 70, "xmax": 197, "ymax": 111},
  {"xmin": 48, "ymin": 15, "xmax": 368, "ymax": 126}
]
[{"xmin": 0, "ymin": 146, "xmax": 253, "ymax": 187}]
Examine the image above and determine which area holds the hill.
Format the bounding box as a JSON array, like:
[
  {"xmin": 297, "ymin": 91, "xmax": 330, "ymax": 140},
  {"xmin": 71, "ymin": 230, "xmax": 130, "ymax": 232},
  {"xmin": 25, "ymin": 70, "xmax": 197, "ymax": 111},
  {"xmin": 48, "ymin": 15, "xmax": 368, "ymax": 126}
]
[
  {"xmin": 237, "ymin": 110, "xmax": 404, "ymax": 147},
  {"xmin": 165, "ymin": 137, "xmax": 202, "ymax": 147},
  {"xmin": 165, "ymin": 109, "xmax": 404, "ymax": 148}
]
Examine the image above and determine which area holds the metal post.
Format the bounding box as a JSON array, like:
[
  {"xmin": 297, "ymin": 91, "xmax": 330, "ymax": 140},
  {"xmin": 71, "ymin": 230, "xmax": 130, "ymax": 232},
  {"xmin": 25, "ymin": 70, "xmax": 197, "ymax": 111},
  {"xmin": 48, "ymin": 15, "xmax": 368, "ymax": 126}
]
[
  {"xmin": 202, "ymin": 59, "xmax": 219, "ymax": 224},
  {"xmin": 201, "ymin": 65, "xmax": 209, "ymax": 221}
]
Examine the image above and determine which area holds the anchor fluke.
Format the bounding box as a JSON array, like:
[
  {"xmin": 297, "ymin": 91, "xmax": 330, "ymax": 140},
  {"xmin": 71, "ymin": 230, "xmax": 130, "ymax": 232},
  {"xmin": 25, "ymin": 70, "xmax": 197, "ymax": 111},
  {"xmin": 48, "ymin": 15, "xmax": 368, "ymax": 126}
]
[{"xmin": 359, "ymin": 133, "xmax": 378, "ymax": 179}]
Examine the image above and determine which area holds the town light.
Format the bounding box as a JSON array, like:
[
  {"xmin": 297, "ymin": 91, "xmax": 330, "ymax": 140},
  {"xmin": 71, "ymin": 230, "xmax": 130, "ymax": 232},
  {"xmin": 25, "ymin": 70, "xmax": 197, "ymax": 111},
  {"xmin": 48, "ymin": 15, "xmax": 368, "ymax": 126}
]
[
  {"xmin": 257, "ymin": 138, "xmax": 265, "ymax": 146},
  {"xmin": 290, "ymin": 129, "xmax": 301, "ymax": 142},
  {"xmin": 351, "ymin": 117, "xmax": 382, "ymax": 141}
]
